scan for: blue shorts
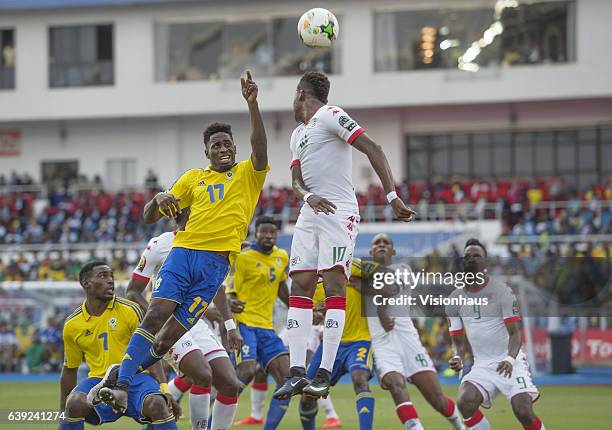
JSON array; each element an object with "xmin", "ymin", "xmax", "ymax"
[
  {"xmin": 234, "ymin": 323, "xmax": 288, "ymax": 371},
  {"xmin": 73, "ymin": 373, "xmax": 160, "ymax": 425},
  {"xmin": 307, "ymin": 340, "xmax": 373, "ymax": 386},
  {"xmin": 153, "ymin": 247, "xmax": 230, "ymax": 329}
]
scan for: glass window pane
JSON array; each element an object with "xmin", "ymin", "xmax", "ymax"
[
  {"xmin": 450, "ymin": 134, "xmax": 470, "ymax": 176},
  {"xmin": 492, "ymin": 132, "xmax": 511, "ymax": 177},
  {"xmin": 556, "ymin": 130, "xmax": 576, "ymax": 172},
  {"xmin": 431, "ymin": 135, "xmax": 449, "ymax": 178},
  {"xmin": 472, "ymin": 133, "xmax": 491, "ymax": 178},
  {"xmin": 578, "ymin": 144, "xmax": 596, "ymax": 171},
  {"xmin": 0, "ymin": 28, "xmax": 15, "ymax": 89},
  {"xmin": 601, "ymin": 127, "xmax": 612, "ymax": 174},
  {"xmin": 407, "ymin": 136, "xmax": 427, "ymax": 180},
  {"xmin": 49, "ymin": 24, "xmax": 114, "ymax": 87},
  {"xmin": 219, "ymin": 21, "xmax": 270, "ymax": 79},
  {"xmin": 374, "ymin": 1, "xmax": 572, "ymax": 72},
  {"xmin": 534, "ymin": 131, "xmax": 554, "ymax": 175},
  {"xmin": 514, "ymin": 132, "xmax": 532, "ymax": 176}
]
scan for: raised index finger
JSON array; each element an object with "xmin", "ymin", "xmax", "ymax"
[{"xmin": 246, "ymin": 70, "xmax": 252, "ymax": 81}]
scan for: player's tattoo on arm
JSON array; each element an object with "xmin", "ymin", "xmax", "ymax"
[
  {"xmin": 125, "ymin": 278, "xmax": 150, "ymax": 311},
  {"xmin": 59, "ymin": 366, "xmax": 78, "ymax": 412}
]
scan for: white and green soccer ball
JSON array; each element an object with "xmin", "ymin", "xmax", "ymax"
[{"xmin": 298, "ymin": 8, "xmax": 339, "ymax": 48}]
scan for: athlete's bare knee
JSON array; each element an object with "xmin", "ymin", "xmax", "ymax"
[
  {"xmin": 300, "ymin": 394, "xmax": 316, "ymax": 410},
  {"xmin": 189, "ymin": 366, "xmax": 212, "ymax": 388},
  {"xmin": 143, "ymin": 394, "xmax": 172, "ymax": 421},
  {"xmin": 153, "ymin": 336, "xmax": 174, "ymax": 355},
  {"xmin": 65, "ymin": 392, "xmax": 90, "ymax": 418},
  {"xmin": 351, "ymin": 371, "xmax": 370, "ymax": 394},
  {"xmin": 457, "ymin": 393, "xmax": 479, "ymax": 419},
  {"xmin": 141, "ymin": 304, "xmax": 171, "ymax": 333},
  {"xmin": 321, "ymin": 271, "xmax": 346, "ymax": 297},
  {"xmin": 511, "ymin": 396, "xmax": 536, "ymax": 425}
]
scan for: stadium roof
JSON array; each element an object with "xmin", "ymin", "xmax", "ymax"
[{"xmin": 0, "ymin": 0, "xmax": 204, "ymax": 10}]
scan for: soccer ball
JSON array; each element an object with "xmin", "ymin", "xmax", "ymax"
[{"xmin": 298, "ymin": 8, "xmax": 339, "ymax": 48}]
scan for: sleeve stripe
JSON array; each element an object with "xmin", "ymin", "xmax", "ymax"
[
  {"xmin": 449, "ymin": 329, "xmax": 464, "ymax": 336},
  {"xmin": 131, "ymin": 272, "xmax": 150, "ymax": 282},
  {"xmin": 504, "ymin": 315, "xmax": 521, "ymax": 324},
  {"xmin": 65, "ymin": 307, "xmax": 83, "ymax": 323},
  {"xmin": 290, "ymin": 159, "xmax": 300, "ymax": 168},
  {"xmin": 347, "ymin": 127, "xmax": 365, "ymax": 144},
  {"xmin": 116, "ymin": 298, "xmax": 145, "ymax": 321}
]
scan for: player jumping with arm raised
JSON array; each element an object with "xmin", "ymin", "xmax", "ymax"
[
  {"xmin": 274, "ymin": 71, "xmax": 416, "ymax": 401},
  {"xmin": 446, "ymin": 239, "xmax": 545, "ymax": 430},
  {"xmin": 98, "ymin": 72, "xmax": 268, "ymax": 427}
]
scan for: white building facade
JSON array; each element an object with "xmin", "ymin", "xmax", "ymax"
[{"xmin": 0, "ymin": 0, "xmax": 611, "ymax": 190}]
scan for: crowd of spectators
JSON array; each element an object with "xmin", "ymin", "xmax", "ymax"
[
  {"xmin": 0, "ymin": 315, "xmax": 63, "ymax": 374},
  {"xmin": 2, "ymin": 173, "xmax": 611, "ymax": 245}
]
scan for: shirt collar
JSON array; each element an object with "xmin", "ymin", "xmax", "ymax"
[
  {"xmin": 82, "ymin": 295, "xmax": 116, "ymax": 321},
  {"xmin": 249, "ymin": 243, "xmax": 274, "ymax": 254}
]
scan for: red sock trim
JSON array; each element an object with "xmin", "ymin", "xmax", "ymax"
[
  {"xmin": 190, "ymin": 385, "xmax": 212, "ymax": 395},
  {"xmin": 289, "ymin": 296, "xmax": 313, "ymax": 309},
  {"xmin": 396, "ymin": 402, "xmax": 418, "ymax": 423},
  {"xmin": 252, "ymin": 382, "xmax": 268, "ymax": 391},
  {"xmin": 325, "ymin": 296, "xmax": 346, "ymax": 310},
  {"xmin": 464, "ymin": 409, "xmax": 484, "ymax": 427},
  {"xmin": 524, "ymin": 416, "xmax": 542, "ymax": 430},
  {"xmin": 443, "ymin": 397, "xmax": 456, "ymax": 418},
  {"xmin": 216, "ymin": 393, "xmax": 238, "ymax": 405},
  {"xmin": 173, "ymin": 375, "xmax": 192, "ymax": 393}
]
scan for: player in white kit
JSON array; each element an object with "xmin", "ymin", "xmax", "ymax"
[
  {"xmin": 446, "ymin": 239, "xmax": 545, "ymax": 430},
  {"xmin": 366, "ymin": 234, "xmax": 464, "ymax": 430},
  {"xmin": 124, "ymin": 210, "xmax": 242, "ymax": 430},
  {"xmin": 274, "ymin": 71, "xmax": 416, "ymax": 400}
]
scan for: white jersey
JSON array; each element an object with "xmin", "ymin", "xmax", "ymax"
[
  {"xmin": 289, "ymin": 105, "xmax": 365, "ymax": 211},
  {"xmin": 446, "ymin": 277, "xmax": 522, "ymax": 367},
  {"xmin": 367, "ymin": 263, "xmax": 419, "ymax": 339},
  {"xmin": 132, "ymin": 231, "xmax": 176, "ymax": 282}
]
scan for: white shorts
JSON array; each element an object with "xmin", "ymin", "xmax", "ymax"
[
  {"xmin": 372, "ymin": 328, "xmax": 437, "ymax": 387},
  {"xmin": 289, "ymin": 206, "xmax": 359, "ymax": 279},
  {"xmin": 278, "ymin": 325, "xmax": 322, "ymax": 353},
  {"xmin": 461, "ymin": 354, "xmax": 540, "ymax": 408},
  {"xmin": 167, "ymin": 319, "xmax": 228, "ymax": 371}
]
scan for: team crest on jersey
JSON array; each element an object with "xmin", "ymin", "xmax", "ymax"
[
  {"xmin": 226, "ymin": 171, "xmax": 234, "ymax": 181},
  {"xmin": 290, "ymin": 256, "xmax": 301, "ymax": 266},
  {"xmin": 153, "ymin": 276, "xmax": 162, "ymax": 292},
  {"xmin": 108, "ymin": 317, "xmax": 118, "ymax": 331},
  {"xmin": 137, "ymin": 255, "xmax": 146, "ymax": 272},
  {"xmin": 275, "ymin": 257, "xmax": 281, "ymax": 267}
]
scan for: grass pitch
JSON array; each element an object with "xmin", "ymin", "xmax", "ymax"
[{"xmin": 0, "ymin": 382, "xmax": 610, "ymax": 429}]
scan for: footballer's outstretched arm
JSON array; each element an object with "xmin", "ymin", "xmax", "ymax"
[
  {"xmin": 352, "ymin": 133, "xmax": 416, "ymax": 222},
  {"xmin": 277, "ymin": 281, "xmax": 290, "ymax": 307},
  {"xmin": 213, "ymin": 285, "xmax": 244, "ymax": 351},
  {"xmin": 59, "ymin": 366, "xmax": 78, "ymax": 412},
  {"xmin": 497, "ymin": 320, "xmax": 522, "ymax": 377},
  {"xmin": 241, "ymin": 71, "xmax": 268, "ymax": 171},
  {"xmin": 125, "ymin": 277, "xmax": 150, "ymax": 311},
  {"xmin": 291, "ymin": 164, "xmax": 337, "ymax": 215}
]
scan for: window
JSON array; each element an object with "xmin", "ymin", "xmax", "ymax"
[
  {"xmin": 106, "ymin": 158, "xmax": 136, "ymax": 191},
  {"xmin": 49, "ymin": 24, "xmax": 114, "ymax": 88},
  {"xmin": 374, "ymin": 1, "xmax": 573, "ymax": 72},
  {"xmin": 0, "ymin": 29, "xmax": 15, "ymax": 89},
  {"xmin": 405, "ymin": 125, "xmax": 609, "ymax": 185},
  {"xmin": 155, "ymin": 16, "xmax": 339, "ymax": 82},
  {"xmin": 41, "ymin": 160, "xmax": 79, "ymax": 185}
]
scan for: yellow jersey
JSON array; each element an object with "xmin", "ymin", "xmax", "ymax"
[
  {"xmin": 62, "ymin": 296, "xmax": 144, "ymax": 378},
  {"xmin": 168, "ymin": 158, "xmax": 269, "ymax": 260},
  {"xmin": 314, "ymin": 258, "xmax": 377, "ymax": 343},
  {"xmin": 227, "ymin": 244, "xmax": 289, "ymax": 329}
]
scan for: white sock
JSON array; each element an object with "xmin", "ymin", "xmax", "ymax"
[
  {"xmin": 189, "ymin": 385, "xmax": 211, "ymax": 430},
  {"xmin": 405, "ymin": 419, "xmax": 425, "ymax": 430},
  {"xmin": 287, "ymin": 297, "xmax": 313, "ymax": 369},
  {"xmin": 318, "ymin": 395, "xmax": 338, "ymax": 419},
  {"xmin": 251, "ymin": 383, "xmax": 268, "ymax": 420},
  {"xmin": 320, "ymin": 306, "xmax": 345, "ymax": 372},
  {"xmin": 211, "ymin": 394, "xmax": 238, "ymax": 430},
  {"xmin": 168, "ymin": 375, "xmax": 191, "ymax": 401},
  {"xmin": 443, "ymin": 398, "xmax": 464, "ymax": 430},
  {"xmin": 464, "ymin": 411, "xmax": 491, "ymax": 430}
]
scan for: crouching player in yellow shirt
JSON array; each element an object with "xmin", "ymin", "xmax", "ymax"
[
  {"xmin": 299, "ymin": 258, "xmax": 377, "ymax": 430},
  {"xmin": 59, "ymin": 261, "xmax": 178, "ymax": 430}
]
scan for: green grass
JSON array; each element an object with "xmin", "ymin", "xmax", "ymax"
[{"xmin": 0, "ymin": 382, "xmax": 611, "ymax": 429}]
